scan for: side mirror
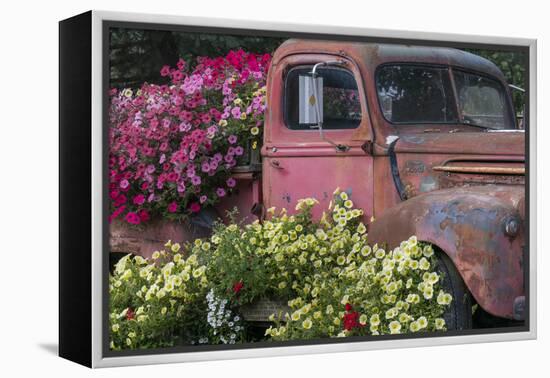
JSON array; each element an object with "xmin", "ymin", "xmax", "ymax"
[
  {"xmin": 298, "ymin": 61, "xmax": 350, "ymax": 152},
  {"xmin": 299, "ymin": 74, "xmax": 323, "ymax": 126}
]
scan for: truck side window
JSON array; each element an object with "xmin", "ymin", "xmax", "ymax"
[
  {"xmin": 284, "ymin": 66, "xmax": 361, "ymax": 130},
  {"xmin": 453, "ymin": 70, "xmax": 514, "ymax": 129},
  {"xmin": 376, "ymin": 65, "xmax": 458, "ymax": 124}
]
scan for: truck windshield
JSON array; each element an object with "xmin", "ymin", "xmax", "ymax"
[
  {"xmin": 376, "ymin": 64, "xmax": 514, "ymax": 129},
  {"xmin": 376, "ymin": 66, "xmax": 458, "ymax": 124}
]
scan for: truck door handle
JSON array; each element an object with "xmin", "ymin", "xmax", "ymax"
[{"xmin": 270, "ymin": 160, "xmax": 284, "ymax": 169}]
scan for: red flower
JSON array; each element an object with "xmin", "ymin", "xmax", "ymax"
[
  {"xmin": 342, "ymin": 302, "xmax": 364, "ymax": 331},
  {"xmin": 232, "ymin": 281, "xmax": 244, "ymax": 294},
  {"xmin": 114, "ymin": 194, "xmax": 127, "ymax": 207},
  {"xmin": 126, "ymin": 307, "xmax": 135, "ymax": 320},
  {"xmin": 343, "ymin": 311, "xmax": 360, "ymax": 331},
  {"xmin": 109, "ymin": 205, "xmax": 126, "ymax": 223},
  {"xmin": 189, "ymin": 202, "xmax": 201, "ymax": 213},
  {"xmin": 138, "ymin": 209, "xmax": 150, "ymax": 223},
  {"xmin": 109, "ymin": 190, "xmax": 119, "ymax": 200}
]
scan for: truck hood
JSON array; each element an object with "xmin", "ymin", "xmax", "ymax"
[
  {"xmin": 389, "ymin": 130, "xmax": 525, "ymax": 200},
  {"xmin": 393, "ymin": 131, "xmax": 525, "ymax": 156}
]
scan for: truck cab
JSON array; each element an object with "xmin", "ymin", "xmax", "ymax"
[{"xmin": 261, "ymin": 39, "xmax": 525, "ymax": 322}]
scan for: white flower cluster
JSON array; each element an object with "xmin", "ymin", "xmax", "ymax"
[{"xmin": 206, "ymin": 289, "xmax": 242, "ymax": 344}]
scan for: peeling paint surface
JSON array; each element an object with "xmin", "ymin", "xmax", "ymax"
[{"xmin": 368, "ymin": 186, "xmax": 525, "ymax": 319}]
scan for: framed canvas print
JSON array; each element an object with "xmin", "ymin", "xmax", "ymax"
[{"xmin": 59, "ymin": 10, "xmax": 537, "ymax": 368}]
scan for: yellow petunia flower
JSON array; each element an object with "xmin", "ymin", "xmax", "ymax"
[{"xmin": 389, "ymin": 320, "xmax": 401, "ymax": 334}]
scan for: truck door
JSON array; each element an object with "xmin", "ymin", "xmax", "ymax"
[{"xmin": 262, "ymin": 55, "xmax": 374, "ymax": 219}]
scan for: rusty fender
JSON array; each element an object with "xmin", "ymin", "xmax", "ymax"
[{"xmin": 368, "ymin": 186, "xmax": 525, "ymax": 320}]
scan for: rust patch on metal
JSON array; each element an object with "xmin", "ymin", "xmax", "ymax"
[
  {"xmin": 433, "ymin": 165, "xmax": 525, "ymax": 175},
  {"xmin": 368, "ymin": 186, "xmax": 525, "ymax": 319},
  {"xmin": 439, "ymin": 173, "xmax": 525, "ymax": 188}
]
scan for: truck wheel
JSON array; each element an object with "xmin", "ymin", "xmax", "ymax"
[{"xmin": 433, "ymin": 250, "xmax": 473, "ymax": 330}]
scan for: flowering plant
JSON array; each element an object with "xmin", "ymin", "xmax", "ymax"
[
  {"xmin": 108, "ymin": 50, "xmax": 270, "ymax": 225},
  {"xmin": 200, "ymin": 190, "xmax": 452, "ymax": 339},
  {"xmin": 109, "ymin": 245, "xmax": 211, "ymax": 350},
  {"xmin": 109, "ymin": 190, "xmax": 454, "ymax": 349},
  {"xmin": 205, "ymin": 289, "xmax": 244, "ymax": 345}
]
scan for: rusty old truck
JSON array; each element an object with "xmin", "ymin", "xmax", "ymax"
[{"xmin": 111, "ymin": 39, "xmax": 526, "ymax": 329}]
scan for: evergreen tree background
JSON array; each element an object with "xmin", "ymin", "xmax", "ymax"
[
  {"xmin": 109, "ymin": 28, "xmax": 526, "ymax": 117},
  {"xmin": 109, "ymin": 28, "xmax": 284, "ymax": 88}
]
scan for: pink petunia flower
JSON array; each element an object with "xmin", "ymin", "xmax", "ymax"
[
  {"xmin": 167, "ymin": 202, "xmax": 178, "ymax": 213},
  {"xmin": 171, "ymin": 70, "xmax": 183, "ymax": 82},
  {"xmin": 191, "ymin": 176, "xmax": 202, "ymax": 186},
  {"xmin": 160, "ymin": 65, "xmax": 171, "ymax": 77},
  {"xmin": 234, "ymin": 146, "xmax": 244, "ymax": 156},
  {"xmin": 231, "ymin": 107, "xmax": 241, "ymax": 119},
  {"xmin": 179, "ymin": 122, "xmax": 191, "ymax": 132},
  {"xmin": 176, "ymin": 58, "xmax": 186, "ymax": 70},
  {"xmin": 125, "ymin": 212, "xmax": 141, "ymax": 225},
  {"xmin": 226, "ymin": 178, "xmax": 236, "ymax": 188},
  {"xmin": 133, "ymin": 194, "xmax": 145, "ymax": 205}
]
